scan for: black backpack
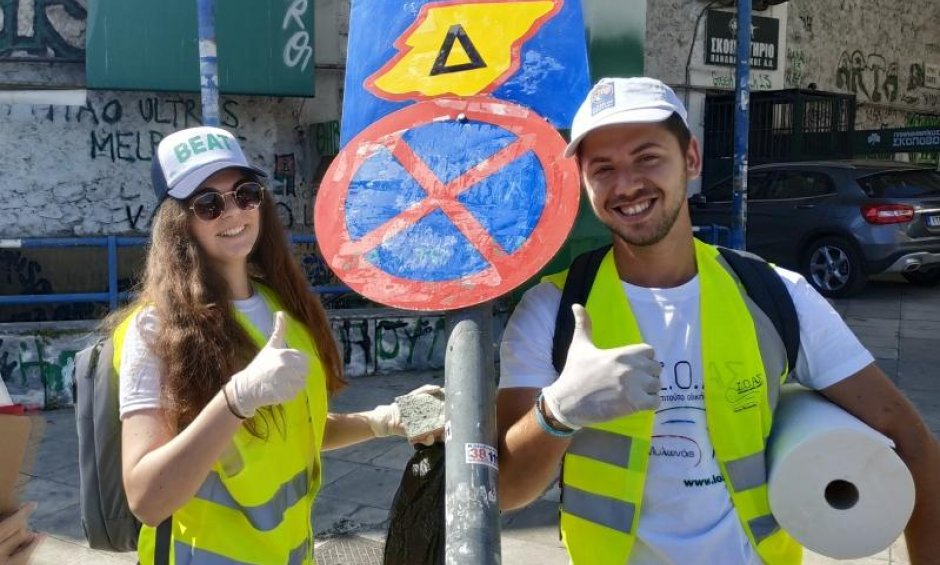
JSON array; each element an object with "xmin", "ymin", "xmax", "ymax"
[{"xmin": 550, "ymin": 245, "xmax": 800, "ymax": 375}]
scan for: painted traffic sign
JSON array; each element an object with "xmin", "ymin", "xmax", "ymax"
[
  {"xmin": 315, "ymin": 97, "xmax": 580, "ymax": 311},
  {"xmin": 341, "ymin": 0, "xmax": 590, "ymax": 144}
]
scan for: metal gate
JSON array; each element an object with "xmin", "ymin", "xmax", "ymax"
[{"xmin": 702, "ymin": 89, "xmax": 856, "ymax": 188}]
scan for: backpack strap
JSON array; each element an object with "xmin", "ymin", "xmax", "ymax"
[
  {"xmin": 549, "ymin": 245, "xmax": 800, "ymax": 376},
  {"xmin": 716, "ymin": 246, "xmax": 800, "ymax": 374},
  {"xmin": 155, "ymin": 517, "xmax": 172, "ymax": 565},
  {"xmin": 551, "ymin": 245, "xmax": 612, "ymax": 374}
]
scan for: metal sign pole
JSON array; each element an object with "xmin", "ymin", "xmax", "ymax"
[
  {"xmin": 196, "ymin": 0, "xmax": 220, "ymax": 126},
  {"xmin": 444, "ymin": 302, "xmax": 501, "ymax": 565},
  {"xmin": 730, "ymin": 0, "xmax": 752, "ymax": 251}
]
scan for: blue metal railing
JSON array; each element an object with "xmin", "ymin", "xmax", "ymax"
[{"xmin": 0, "ymin": 234, "xmax": 349, "ymax": 312}]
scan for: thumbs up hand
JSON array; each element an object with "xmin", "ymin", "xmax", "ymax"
[
  {"xmin": 541, "ymin": 304, "xmax": 662, "ymax": 430},
  {"xmin": 225, "ymin": 311, "xmax": 310, "ymax": 418}
]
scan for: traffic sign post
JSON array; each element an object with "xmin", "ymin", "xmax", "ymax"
[{"xmin": 444, "ymin": 304, "xmax": 500, "ymax": 564}]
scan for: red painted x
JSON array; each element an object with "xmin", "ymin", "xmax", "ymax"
[{"xmin": 343, "ymin": 132, "xmax": 536, "ymax": 271}]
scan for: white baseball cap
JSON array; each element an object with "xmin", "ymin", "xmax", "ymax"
[
  {"xmin": 564, "ymin": 77, "xmax": 689, "ymax": 157},
  {"xmin": 152, "ymin": 126, "xmax": 267, "ymax": 201}
]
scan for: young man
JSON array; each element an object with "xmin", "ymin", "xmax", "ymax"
[{"xmin": 496, "ymin": 77, "xmax": 940, "ymax": 564}]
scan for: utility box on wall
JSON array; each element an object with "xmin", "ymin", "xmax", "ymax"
[{"xmin": 85, "ymin": 0, "xmax": 315, "ymax": 97}]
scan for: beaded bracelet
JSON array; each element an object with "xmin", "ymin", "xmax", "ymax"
[{"xmin": 534, "ymin": 392, "xmax": 577, "ymax": 438}]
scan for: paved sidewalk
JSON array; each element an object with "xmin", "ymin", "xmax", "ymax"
[{"xmin": 18, "ymin": 277, "xmax": 940, "ymax": 564}]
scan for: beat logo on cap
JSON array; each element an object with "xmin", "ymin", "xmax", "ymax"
[
  {"xmin": 171, "ymin": 131, "xmax": 237, "ymax": 166},
  {"xmin": 152, "ymin": 126, "xmax": 266, "ymax": 202}
]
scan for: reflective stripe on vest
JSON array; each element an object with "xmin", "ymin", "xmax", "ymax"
[
  {"xmin": 116, "ymin": 284, "xmax": 327, "ymax": 565},
  {"xmin": 195, "ymin": 469, "xmax": 309, "ymax": 532},
  {"xmin": 547, "ymin": 240, "xmax": 801, "ymax": 565},
  {"xmin": 562, "ymin": 485, "xmax": 635, "ymax": 535},
  {"xmin": 173, "ymin": 536, "xmax": 311, "ymax": 565}
]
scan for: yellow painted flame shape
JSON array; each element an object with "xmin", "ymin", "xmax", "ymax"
[{"xmin": 367, "ymin": 1, "xmax": 559, "ymax": 100}]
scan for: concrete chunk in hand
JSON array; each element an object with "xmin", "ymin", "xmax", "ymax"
[{"xmin": 396, "ymin": 385, "xmax": 445, "ymax": 440}]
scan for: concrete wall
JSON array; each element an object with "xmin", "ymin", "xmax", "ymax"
[
  {"xmin": 786, "ymin": 0, "xmax": 940, "ymax": 130},
  {"xmin": 0, "ymin": 0, "xmax": 352, "ymax": 238},
  {"xmin": 0, "ymin": 0, "xmax": 354, "ymax": 321},
  {"xmin": 3, "ymin": 92, "xmax": 316, "ymax": 236}
]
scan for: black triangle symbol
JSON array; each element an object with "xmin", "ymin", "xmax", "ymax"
[{"xmin": 430, "ymin": 24, "xmax": 487, "ymax": 76}]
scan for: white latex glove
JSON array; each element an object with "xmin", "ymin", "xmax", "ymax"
[
  {"xmin": 361, "ymin": 403, "xmax": 402, "ymax": 438},
  {"xmin": 541, "ymin": 304, "xmax": 662, "ymax": 430},
  {"xmin": 225, "ymin": 311, "xmax": 309, "ymax": 418},
  {"xmin": 361, "ymin": 384, "xmax": 445, "ymax": 446}
]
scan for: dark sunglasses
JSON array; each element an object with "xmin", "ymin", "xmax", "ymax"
[{"xmin": 189, "ymin": 182, "xmax": 265, "ymax": 222}]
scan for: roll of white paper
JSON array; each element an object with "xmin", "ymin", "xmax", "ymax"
[{"xmin": 767, "ymin": 385, "xmax": 915, "ymax": 559}]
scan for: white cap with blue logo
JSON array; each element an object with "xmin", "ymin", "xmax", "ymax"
[
  {"xmin": 565, "ymin": 77, "xmax": 689, "ymax": 158},
  {"xmin": 152, "ymin": 126, "xmax": 267, "ymax": 201}
]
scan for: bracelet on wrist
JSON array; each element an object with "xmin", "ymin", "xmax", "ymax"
[
  {"xmin": 222, "ymin": 384, "xmax": 247, "ymax": 420},
  {"xmin": 534, "ymin": 392, "xmax": 576, "ymax": 438}
]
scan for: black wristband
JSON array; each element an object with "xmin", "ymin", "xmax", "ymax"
[{"xmin": 222, "ymin": 384, "xmax": 247, "ymax": 420}]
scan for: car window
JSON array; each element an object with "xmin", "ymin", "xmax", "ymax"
[
  {"xmin": 746, "ymin": 172, "xmax": 773, "ymax": 200},
  {"xmin": 763, "ymin": 172, "xmax": 836, "ymax": 199},
  {"xmin": 703, "ymin": 172, "xmax": 771, "ymax": 202},
  {"xmin": 704, "ymin": 178, "xmax": 732, "ymax": 201},
  {"xmin": 857, "ymin": 170, "xmax": 940, "ymax": 198}
]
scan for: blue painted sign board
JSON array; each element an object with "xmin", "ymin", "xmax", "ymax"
[{"xmin": 340, "ymin": 0, "xmax": 591, "ymax": 144}]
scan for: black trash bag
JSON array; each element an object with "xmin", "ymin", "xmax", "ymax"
[{"xmin": 384, "ymin": 442, "xmax": 445, "ymax": 565}]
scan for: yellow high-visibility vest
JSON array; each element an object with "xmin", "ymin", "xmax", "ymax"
[
  {"xmin": 114, "ymin": 284, "xmax": 328, "ymax": 565},
  {"xmin": 544, "ymin": 240, "xmax": 801, "ymax": 565}
]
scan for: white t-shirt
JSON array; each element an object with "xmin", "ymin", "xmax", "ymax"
[
  {"xmin": 118, "ymin": 293, "xmax": 274, "ymax": 420},
  {"xmin": 499, "ymin": 267, "xmax": 874, "ymax": 565}
]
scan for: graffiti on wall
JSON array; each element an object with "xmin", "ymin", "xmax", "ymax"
[
  {"xmin": 332, "ymin": 315, "xmax": 446, "ymax": 377},
  {"xmin": 710, "ymin": 70, "xmax": 774, "ymax": 90},
  {"xmin": 294, "ymin": 242, "xmax": 334, "ymax": 287},
  {"xmin": 785, "ymin": 48, "xmax": 807, "ymax": 89},
  {"xmin": 45, "ymin": 96, "xmax": 242, "ymax": 164},
  {"xmin": 0, "ymin": 249, "xmax": 52, "ymax": 295},
  {"xmin": 0, "ymin": 249, "xmax": 104, "ymax": 321},
  {"xmin": 21, "ymin": 95, "xmax": 250, "ymax": 232},
  {"xmin": 0, "ymin": 0, "xmax": 86, "ymax": 59},
  {"xmin": 273, "ymin": 153, "xmax": 297, "ymax": 196},
  {"xmin": 0, "ymin": 312, "xmax": 449, "ymax": 409},
  {"xmin": 0, "ymin": 332, "xmax": 87, "ymax": 409},
  {"xmin": 906, "ymin": 113, "xmax": 940, "ymax": 165},
  {"xmin": 835, "ymin": 51, "xmax": 899, "ymax": 103},
  {"xmin": 837, "ymin": 50, "xmax": 939, "ymax": 109}
]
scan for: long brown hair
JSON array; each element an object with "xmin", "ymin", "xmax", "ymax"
[{"xmin": 112, "ymin": 178, "xmax": 345, "ymax": 435}]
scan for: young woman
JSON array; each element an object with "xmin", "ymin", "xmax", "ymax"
[{"xmin": 115, "ymin": 126, "xmax": 422, "ymax": 565}]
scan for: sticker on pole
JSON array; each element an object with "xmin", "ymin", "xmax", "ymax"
[
  {"xmin": 465, "ymin": 443, "xmax": 498, "ymax": 471},
  {"xmin": 314, "ymin": 96, "xmax": 579, "ymax": 311}
]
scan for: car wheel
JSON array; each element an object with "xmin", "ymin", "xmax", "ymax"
[
  {"xmin": 802, "ymin": 237, "xmax": 867, "ymax": 298},
  {"xmin": 902, "ymin": 266, "xmax": 940, "ymax": 286}
]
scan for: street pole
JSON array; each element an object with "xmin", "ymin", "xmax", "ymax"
[
  {"xmin": 444, "ymin": 303, "xmax": 501, "ymax": 565},
  {"xmin": 729, "ymin": 0, "xmax": 751, "ymax": 251},
  {"xmin": 196, "ymin": 0, "xmax": 220, "ymax": 126}
]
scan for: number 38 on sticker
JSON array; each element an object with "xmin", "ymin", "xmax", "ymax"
[{"xmin": 465, "ymin": 442, "xmax": 499, "ymax": 470}]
